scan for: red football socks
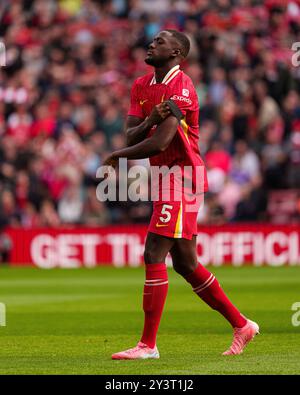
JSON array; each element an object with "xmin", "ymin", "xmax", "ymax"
[
  {"xmin": 184, "ymin": 264, "xmax": 247, "ymax": 328},
  {"xmin": 141, "ymin": 263, "xmax": 168, "ymax": 348}
]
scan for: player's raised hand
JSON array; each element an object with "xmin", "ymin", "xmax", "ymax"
[
  {"xmin": 103, "ymin": 153, "xmax": 118, "ymax": 169},
  {"xmin": 148, "ymin": 102, "xmax": 171, "ymax": 126}
]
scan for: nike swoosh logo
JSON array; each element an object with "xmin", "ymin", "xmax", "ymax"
[
  {"xmin": 156, "ymin": 223, "xmax": 169, "ymax": 227},
  {"xmin": 140, "ymin": 99, "xmax": 148, "ymax": 106}
]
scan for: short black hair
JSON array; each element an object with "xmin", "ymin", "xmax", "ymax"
[{"xmin": 165, "ymin": 29, "xmax": 191, "ymax": 58}]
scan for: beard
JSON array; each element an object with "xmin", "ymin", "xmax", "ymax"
[{"xmin": 144, "ymin": 56, "xmax": 168, "ymax": 68}]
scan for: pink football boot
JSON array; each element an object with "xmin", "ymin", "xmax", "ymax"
[
  {"xmin": 223, "ymin": 319, "xmax": 260, "ymax": 355},
  {"xmin": 112, "ymin": 342, "xmax": 160, "ymax": 360}
]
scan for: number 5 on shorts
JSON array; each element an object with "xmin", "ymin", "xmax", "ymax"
[{"xmin": 159, "ymin": 204, "xmax": 173, "ymax": 223}]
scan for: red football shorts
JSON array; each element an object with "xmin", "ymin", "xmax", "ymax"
[{"xmin": 148, "ymin": 192, "xmax": 203, "ymax": 240}]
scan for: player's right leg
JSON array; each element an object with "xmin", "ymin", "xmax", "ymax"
[
  {"xmin": 112, "ymin": 232, "xmax": 174, "ymax": 360},
  {"xmin": 170, "ymin": 237, "xmax": 259, "ymax": 355}
]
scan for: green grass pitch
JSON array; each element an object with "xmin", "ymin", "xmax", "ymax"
[{"xmin": 0, "ymin": 265, "xmax": 299, "ymax": 375}]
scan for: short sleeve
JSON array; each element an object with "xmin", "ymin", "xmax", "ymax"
[
  {"xmin": 168, "ymin": 83, "xmax": 199, "ymax": 117},
  {"xmin": 127, "ymin": 81, "xmax": 144, "ymax": 118}
]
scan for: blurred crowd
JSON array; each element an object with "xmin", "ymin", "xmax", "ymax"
[{"xmin": 0, "ymin": 0, "xmax": 300, "ymax": 231}]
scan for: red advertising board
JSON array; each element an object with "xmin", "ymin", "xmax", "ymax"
[{"xmin": 4, "ymin": 224, "xmax": 300, "ymax": 268}]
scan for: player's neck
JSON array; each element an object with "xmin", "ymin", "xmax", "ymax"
[{"xmin": 154, "ymin": 63, "xmax": 180, "ymax": 84}]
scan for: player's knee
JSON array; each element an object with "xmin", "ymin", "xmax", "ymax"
[
  {"xmin": 144, "ymin": 248, "xmax": 161, "ymax": 265},
  {"xmin": 173, "ymin": 260, "xmax": 197, "ymax": 277},
  {"xmin": 172, "ymin": 261, "xmax": 184, "ymax": 275}
]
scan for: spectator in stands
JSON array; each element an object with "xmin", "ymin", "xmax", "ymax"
[
  {"xmin": 0, "ymin": 0, "xmax": 299, "ymax": 227},
  {"xmin": 231, "ymin": 140, "xmax": 260, "ymax": 185}
]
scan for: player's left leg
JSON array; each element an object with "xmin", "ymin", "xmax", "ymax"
[
  {"xmin": 170, "ymin": 236, "xmax": 259, "ymax": 355},
  {"xmin": 112, "ymin": 232, "xmax": 174, "ymax": 360},
  {"xmin": 140, "ymin": 232, "xmax": 174, "ymax": 349}
]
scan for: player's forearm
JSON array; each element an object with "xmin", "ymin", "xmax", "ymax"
[
  {"xmin": 126, "ymin": 118, "xmax": 153, "ymax": 147},
  {"xmin": 113, "ymin": 136, "xmax": 164, "ymax": 160}
]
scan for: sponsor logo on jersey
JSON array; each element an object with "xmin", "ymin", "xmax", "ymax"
[
  {"xmin": 139, "ymin": 99, "xmax": 148, "ymax": 106},
  {"xmin": 182, "ymin": 89, "xmax": 189, "ymax": 97},
  {"xmin": 170, "ymin": 94, "xmax": 192, "ymax": 105}
]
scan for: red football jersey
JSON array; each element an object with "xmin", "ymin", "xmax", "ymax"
[{"xmin": 128, "ymin": 65, "xmax": 208, "ymax": 194}]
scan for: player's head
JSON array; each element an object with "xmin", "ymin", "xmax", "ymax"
[{"xmin": 145, "ymin": 30, "xmax": 190, "ymax": 67}]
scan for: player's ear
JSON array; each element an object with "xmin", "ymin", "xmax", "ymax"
[{"xmin": 172, "ymin": 48, "xmax": 181, "ymax": 57}]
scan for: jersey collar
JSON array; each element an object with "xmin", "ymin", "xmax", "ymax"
[{"xmin": 150, "ymin": 65, "xmax": 180, "ymax": 86}]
